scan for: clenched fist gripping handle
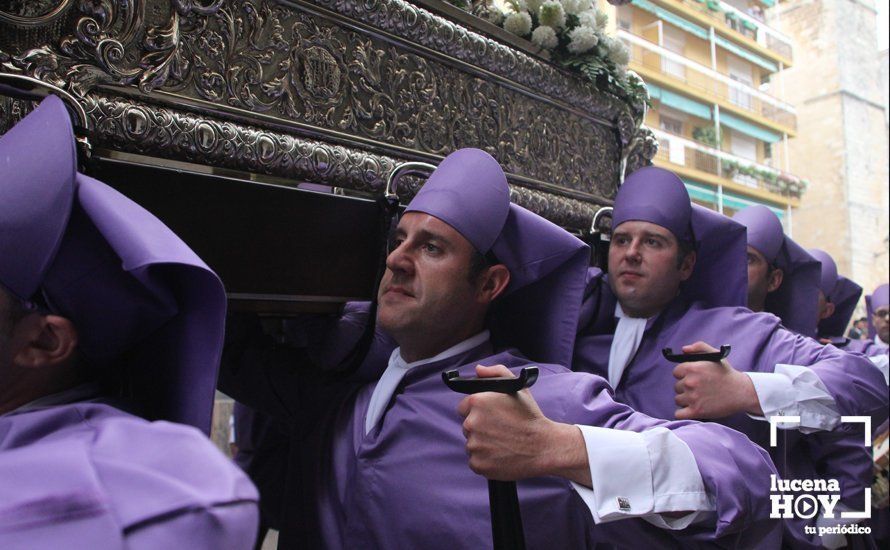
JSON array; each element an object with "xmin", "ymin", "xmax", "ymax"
[{"xmin": 443, "ymin": 367, "xmax": 539, "ymax": 550}]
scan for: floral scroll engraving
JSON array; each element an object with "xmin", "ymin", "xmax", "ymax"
[{"xmin": 0, "ymin": 0, "xmax": 658, "ymax": 220}]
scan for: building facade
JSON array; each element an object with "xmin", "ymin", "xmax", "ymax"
[
  {"xmin": 601, "ymin": 0, "xmax": 803, "ymax": 226},
  {"xmin": 768, "ymin": 0, "xmax": 889, "ymax": 298}
]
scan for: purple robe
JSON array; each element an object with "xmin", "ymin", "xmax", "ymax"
[
  {"xmin": 732, "ymin": 205, "xmax": 821, "ymax": 338},
  {"xmin": 846, "ymin": 338, "xmax": 889, "ymax": 358},
  {"xmin": 866, "ymin": 284, "xmax": 889, "ymax": 341},
  {"xmin": 574, "ymin": 270, "xmax": 888, "ymax": 548},
  {"xmin": 0, "ymin": 402, "xmax": 259, "ymax": 549},
  {"xmin": 223, "ymin": 339, "xmax": 781, "ymax": 549}
]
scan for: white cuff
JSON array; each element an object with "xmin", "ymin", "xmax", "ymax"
[
  {"xmin": 570, "ymin": 425, "xmax": 712, "ymax": 529},
  {"xmin": 869, "ymin": 355, "xmax": 889, "ymax": 385},
  {"xmin": 745, "ymin": 365, "xmax": 840, "ymax": 433},
  {"xmin": 816, "ymin": 502, "xmax": 864, "ymax": 549}
]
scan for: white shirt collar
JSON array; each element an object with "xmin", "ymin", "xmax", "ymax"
[
  {"xmin": 364, "ymin": 330, "xmax": 490, "ymax": 435},
  {"xmin": 608, "ymin": 303, "xmax": 650, "ymax": 388},
  {"xmin": 390, "ymin": 330, "xmax": 491, "ymax": 371},
  {"xmin": 615, "ymin": 302, "xmax": 657, "ymax": 321}
]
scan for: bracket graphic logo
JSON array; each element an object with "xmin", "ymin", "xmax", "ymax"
[{"xmin": 768, "ymin": 416, "xmax": 873, "ymax": 537}]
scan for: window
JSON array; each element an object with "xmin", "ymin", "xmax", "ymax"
[
  {"xmin": 729, "ymin": 130, "xmax": 757, "ymax": 161},
  {"xmin": 727, "ymin": 56, "xmax": 753, "ymax": 109},
  {"xmin": 661, "ymin": 26, "xmax": 686, "ymax": 80},
  {"xmin": 659, "ymin": 114, "xmax": 684, "ymax": 135}
]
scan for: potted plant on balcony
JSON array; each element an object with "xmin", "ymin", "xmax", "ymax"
[
  {"xmin": 775, "ymin": 173, "xmax": 796, "ymax": 195},
  {"xmin": 706, "ymin": 0, "xmax": 722, "ymax": 12},
  {"xmin": 724, "ymin": 11, "xmax": 739, "ymax": 30},
  {"xmin": 732, "ymin": 164, "xmax": 759, "ymax": 187},
  {"xmin": 692, "ymin": 126, "xmax": 720, "ymax": 147},
  {"xmin": 690, "ymin": 127, "xmax": 720, "ymax": 173},
  {"xmin": 721, "ymin": 158, "xmax": 740, "ymax": 178}
]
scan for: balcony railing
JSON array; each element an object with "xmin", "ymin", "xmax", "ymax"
[
  {"xmin": 619, "ymin": 30, "xmax": 797, "ymax": 131},
  {"xmin": 675, "ymin": 0, "xmax": 793, "ymax": 61},
  {"xmin": 651, "ymin": 128, "xmax": 808, "ymax": 199}
]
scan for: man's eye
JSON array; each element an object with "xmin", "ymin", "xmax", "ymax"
[
  {"xmin": 646, "ymin": 238, "xmax": 661, "ymax": 247},
  {"xmin": 423, "ymin": 243, "xmax": 441, "ymax": 254}
]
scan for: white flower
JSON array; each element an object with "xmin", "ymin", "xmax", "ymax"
[
  {"xmin": 539, "ymin": 0, "xmax": 567, "ymax": 28},
  {"xmin": 504, "ymin": 0, "xmax": 528, "ymax": 13},
  {"xmin": 525, "ymin": 0, "xmax": 544, "ymax": 14},
  {"xmin": 576, "ymin": 9, "xmax": 597, "ymax": 28},
  {"xmin": 503, "ymin": 11, "xmax": 533, "ymax": 36},
  {"xmin": 595, "ymin": 9, "xmax": 609, "ymax": 29},
  {"xmin": 487, "ymin": 7, "xmax": 506, "ymax": 25},
  {"xmin": 531, "ymin": 25, "xmax": 559, "ymax": 49},
  {"xmin": 606, "ymin": 37, "xmax": 630, "ymax": 66},
  {"xmin": 567, "ymin": 24, "xmax": 599, "ymax": 53},
  {"xmin": 560, "ymin": 0, "xmax": 591, "ymax": 16}
]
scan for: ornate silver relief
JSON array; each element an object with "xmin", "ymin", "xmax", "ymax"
[
  {"xmin": 78, "ymin": 93, "xmax": 595, "ymax": 228},
  {"xmin": 621, "ymin": 126, "xmax": 658, "ymax": 179},
  {"xmin": 0, "ymin": 0, "xmax": 657, "ymax": 228}
]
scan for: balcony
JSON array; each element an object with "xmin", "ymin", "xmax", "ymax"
[
  {"xmin": 662, "ymin": 0, "xmax": 793, "ymax": 62},
  {"xmin": 651, "ymin": 128, "xmax": 808, "ymax": 200},
  {"xmin": 619, "ymin": 30, "xmax": 797, "ymax": 132}
]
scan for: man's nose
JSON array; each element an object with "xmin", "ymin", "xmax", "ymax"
[
  {"xmin": 385, "ymin": 242, "xmax": 414, "ymax": 275},
  {"xmin": 624, "ymin": 239, "xmax": 642, "ymax": 262}
]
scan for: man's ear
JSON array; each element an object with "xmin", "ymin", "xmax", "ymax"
[
  {"xmin": 478, "ymin": 264, "xmax": 511, "ymax": 304},
  {"xmin": 767, "ymin": 268, "xmax": 784, "ymax": 293},
  {"xmin": 679, "ymin": 251, "xmax": 696, "ymax": 282},
  {"xmin": 10, "ymin": 314, "xmax": 78, "ymax": 370}
]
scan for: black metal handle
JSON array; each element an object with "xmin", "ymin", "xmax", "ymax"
[
  {"xmin": 0, "ymin": 73, "xmax": 92, "ymax": 165},
  {"xmin": 488, "ymin": 480, "xmax": 524, "ymax": 550},
  {"xmin": 443, "ymin": 366, "xmax": 538, "ymax": 550},
  {"xmin": 662, "ymin": 345, "xmax": 731, "ymax": 363},
  {"xmin": 442, "ymin": 367, "xmax": 539, "ymax": 394}
]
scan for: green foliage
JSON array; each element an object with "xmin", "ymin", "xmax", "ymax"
[
  {"xmin": 441, "ymin": 0, "xmax": 648, "ymax": 113},
  {"xmin": 692, "ymin": 126, "xmax": 720, "ymax": 147},
  {"xmin": 560, "ymin": 54, "xmax": 651, "ymax": 113},
  {"xmin": 721, "ymin": 158, "xmax": 739, "ymax": 174}
]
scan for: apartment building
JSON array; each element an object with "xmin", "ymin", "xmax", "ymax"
[{"xmin": 602, "ymin": 0, "xmax": 803, "ymax": 227}]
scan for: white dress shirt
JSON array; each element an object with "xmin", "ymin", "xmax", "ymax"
[
  {"xmin": 366, "ymin": 328, "xmax": 714, "ymax": 527},
  {"xmin": 572, "ymin": 303, "xmax": 714, "ymax": 527},
  {"xmin": 868, "ymin": 354, "xmax": 889, "ymax": 385},
  {"xmin": 607, "ymin": 303, "xmax": 648, "ymax": 388},
  {"xmin": 364, "ymin": 331, "xmax": 490, "ymax": 435},
  {"xmin": 745, "ymin": 367, "xmax": 840, "ymax": 432}
]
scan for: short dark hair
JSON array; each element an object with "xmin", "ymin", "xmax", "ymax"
[
  {"xmin": 467, "ymin": 249, "xmax": 500, "ymax": 283},
  {"xmin": 675, "ymin": 239, "xmax": 695, "ymax": 269},
  {"xmin": 1, "ymin": 290, "xmax": 31, "ymax": 336}
]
